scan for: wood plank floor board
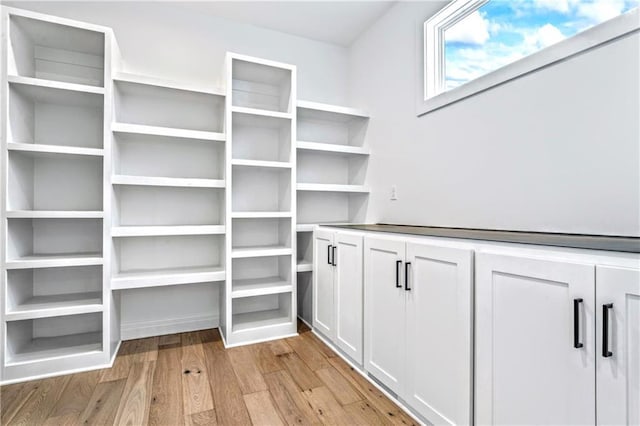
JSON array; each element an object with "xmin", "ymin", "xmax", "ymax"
[
  {"xmin": 202, "ymin": 342, "xmax": 252, "ymax": 425},
  {"xmin": 181, "ymin": 332, "xmax": 215, "ymax": 415},
  {"xmin": 78, "ymin": 379, "xmax": 127, "ymax": 425},
  {"xmin": 149, "ymin": 344, "xmax": 184, "ymax": 425},
  {"xmin": 228, "ymin": 345, "xmax": 269, "ymax": 394},
  {"xmin": 302, "ymin": 386, "xmax": 357, "ymax": 426},
  {"xmin": 263, "ymin": 370, "xmax": 322, "ymax": 426},
  {"xmin": 5, "ymin": 375, "xmax": 70, "ymax": 426},
  {"xmin": 43, "ymin": 370, "xmax": 100, "ymax": 425},
  {"xmin": 1, "ymin": 322, "xmax": 415, "ymax": 426},
  {"xmin": 286, "ymin": 335, "xmax": 331, "ymax": 371},
  {"xmin": 244, "ymin": 390, "xmax": 286, "ymax": 426},
  {"xmin": 113, "ymin": 361, "xmax": 156, "ymax": 426}
]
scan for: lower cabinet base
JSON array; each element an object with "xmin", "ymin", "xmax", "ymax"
[{"xmin": 310, "ymin": 328, "xmax": 427, "ymax": 426}]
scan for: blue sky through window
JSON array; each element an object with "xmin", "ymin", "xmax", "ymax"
[{"xmin": 444, "ymin": 0, "xmax": 639, "ymax": 90}]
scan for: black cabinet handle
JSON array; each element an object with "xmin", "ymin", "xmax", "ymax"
[
  {"xmin": 602, "ymin": 303, "xmax": 613, "ymax": 358},
  {"xmin": 332, "ymin": 246, "xmax": 337, "ymax": 266},
  {"xmin": 395, "ymin": 260, "xmax": 402, "ymax": 288},
  {"xmin": 574, "ymin": 298, "xmax": 584, "ymax": 348},
  {"xmin": 327, "ymin": 245, "xmax": 332, "ymax": 265},
  {"xmin": 404, "ymin": 262, "xmax": 411, "ymax": 291}
]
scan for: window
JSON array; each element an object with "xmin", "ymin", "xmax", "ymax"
[{"xmin": 419, "ymin": 0, "xmax": 640, "ymax": 115}]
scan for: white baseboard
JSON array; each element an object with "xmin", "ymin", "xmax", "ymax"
[{"xmin": 121, "ymin": 314, "xmax": 219, "ymax": 340}]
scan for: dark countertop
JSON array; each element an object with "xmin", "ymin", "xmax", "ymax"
[{"xmin": 321, "ymin": 224, "xmax": 640, "ymax": 254}]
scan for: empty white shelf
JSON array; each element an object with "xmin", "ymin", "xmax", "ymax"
[
  {"xmin": 112, "ymin": 175, "xmax": 225, "ymax": 188},
  {"xmin": 8, "ymin": 75, "xmax": 105, "ymax": 96},
  {"xmin": 232, "ymin": 277, "xmax": 292, "ymax": 298},
  {"xmin": 231, "ymin": 105, "xmax": 293, "ymax": 120},
  {"xmin": 231, "ymin": 159, "xmax": 293, "ymax": 169},
  {"xmin": 6, "ymin": 210, "xmax": 104, "ymax": 219},
  {"xmin": 296, "ymin": 224, "xmax": 316, "ymax": 232},
  {"xmin": 6, "ymin": 293, "xmax": 103, "ymax": 321},
  {"xmin": 111, "ymin": 266, "xmax": 225, "ymax": 290},
  {"xmin": 232, "ymin": 309, "xmax": 293, "ymax": 333},
  {"xmin": 113, "ymin": 72, "xmax": 225, "ymax": 96},
  {"xmin": 297, "ymin": 141, "xmax": 369, "ymax": 155},
  {"xmin": 112, "ymin": 122, "xmax": 225, "ymax": 142},
  {"xmin": 112, "ymin": 225, "xmax": 225, "ymax": 237},
  {"xmin": 296, "ymin": 183, "xmax": 370, "ymax": 193},
  {"xmin": 297, "ymin": 99, "xmax": 369, "ymax": 119},
  {"xmin": 7, "ymin": 143, "xmax": 105, "ymax": 157},
  {"xmin": 296, "ymin": 261, "xmax": 313, "ymax": 273},
  {"xmin": 231, "ymin": 245, "xmax": 292, "ymax": 258},
  {"xmin": 231, "ymin": 212, "xmax": 293, "ymax": 219},
  {"xmin": 6, "ymin": 332, "xmax": 103, "ymax": 366},
  {"xmin": 6, "ymin": 253, "xmax": 103, "ymax": 270}
]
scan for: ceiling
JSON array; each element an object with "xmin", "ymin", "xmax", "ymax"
[{"xmin": 177, "ymin": 1, "xmax": 396, "ymax": 46}]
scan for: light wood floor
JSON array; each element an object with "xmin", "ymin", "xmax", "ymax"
[{"xmin": 1, "ymin": 322, "xmax": 417, "ymax": 425}]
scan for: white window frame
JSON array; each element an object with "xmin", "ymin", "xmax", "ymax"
[{"xmin": 417, "ymin": 0, "xmax": 640, "ymax": 117}]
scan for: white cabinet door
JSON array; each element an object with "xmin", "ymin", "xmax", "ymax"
[
  {"xmin": 476, "ymin": 252, "xmax": 595, "ymax": 426},
  {"xmin": 334, "ymin": 232, "xmax": 364, "ymax": 364},
  {"xmin": 364, "ymin": 236, "xmax": 406, "ymax": 394},
  {"xmin": 313, "ymin": 229, "xmax": 335, "ymax": 339},
  {"xmin": 405, "ymin": 243, "xmax": 473, "ymax": 425},
  {"xmin": 596, "ymin": 265, "xmax": 640, "ymax": 426}
]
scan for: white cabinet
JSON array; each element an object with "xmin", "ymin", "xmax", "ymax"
[
  {"xmin": 364, "ymin": 236, "xmax": 474, "ymax": 425},
  {"xmin": 313, "ymin": 229, "xmax": 364, "ymax": 363},
  {"xmin": 476, "ymin": 252, "xmax": 597, "ymax": 425},
  {"xmin": 596, "ymin": 266, "xmax": 640, "ymax": 426}
]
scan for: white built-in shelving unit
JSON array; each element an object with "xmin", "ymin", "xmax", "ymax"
[
  {"xmin": 222, "ymin": 53, "xmax": 297, "ymax": 346},
  {"xmin": 1, "ymin": 6, "xmax": 370, "ymax": 383},
  {"xmin": 1, "ymin": 7, "xmax": 114, "ymax": 383}
]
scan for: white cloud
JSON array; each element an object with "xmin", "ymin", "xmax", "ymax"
[
  {"xmin": 533, "ymin": 0, "xmax": 572, "ymax": 13},
  {"xmin": 525, "ymin": 23, "xmax": 566, "ymax": 49},
  {"xmin": 445, "ymin": 11, "xmax": 490, "ymax": 45},
  {"xmin": 577, "ymin": 0, "xmax": 626, "ymax": 23}
]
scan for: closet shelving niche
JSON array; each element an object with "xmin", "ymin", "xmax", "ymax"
[
  {"xmin": 110, "ymin": 72, "xmax": 226, "ymax": 293},
  {"xmin": 223, "ymin": 53, "xmax": 297, "ymax": 346},
  {"xmin": 1, "ymin": 7, "xmax": 114, "ymax": 382}
]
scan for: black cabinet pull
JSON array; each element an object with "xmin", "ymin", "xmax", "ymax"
[
  {"xmin": 602, "ymin": 303, "xmax": 613, "ymax": 358},
  {"xmin": 327, "ymin": 245, "xmax": 332, "ymax": 265},
  {"xmin": 395, "ymin": 260, "xmax": 402, "ymax": 288},
  {"xmin": 574, "ymin": 298, "xmax": 584, "ymax": 348},
  {"xmin": 404, "ymin": 262, "xmax": 411, "ymax": 291},
  {"xmin": 332, "ymin": 246, "xmax": 337, "ymax": 266}
]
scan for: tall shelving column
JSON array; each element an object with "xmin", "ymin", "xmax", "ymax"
[
  {"xmin": 295, "ymin": 101, "xmax": 370, "ymax": 324},
  {"xmin": 109, "ymin": 71, "xmax": 226, "ymax": 341},
  {"xmin": 223, "ymin": 53, "xmax": 297, "ymax": 346},
  {"xmin": 1, "ymin": 7, "xmax": 113, "ymax": 383}
]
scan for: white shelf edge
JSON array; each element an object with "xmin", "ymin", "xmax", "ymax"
[
  {"xmin": 6, "ymin": 255, "xmax": 104, "ymax": 270},
  {"xmin": 231, "ymin": 105, "xmax": 293, "ymax": 120},
  {"xmin": 6, "ymin": 210, "xmax": 104, "ymax": 219},
  {"xmin": 231, "ymin": 212, "xmax": 293, "ymax": 219},
  {"xmin": 112, "ymin": 122, "xmax": 226, "ymax": 142},
  {"xmin": 296, "ymin": 262, "xmax": 313, "ymax": 273},
  {"xmin": 112, "ymin": 174, "xmax": 225, "ymax": 188},
  {"xmin": 112, "ymin": 225, "xmax": 225, "ymax": 237},
  {"xmin": 113, "ymin": 72, "xmax": 225, "ymax": 96},
  {"xmin": 231, "ymin": 277, "xmax": 293, "ymax": 299},
  {"xmin": 296, "ymin": 224, "xmax": 316, "ymax": 232},
  {"xmin": 231, "ymin": 246, "xmax": 293, "ymax": 259},
  {"xmin": 5, "ymin": 303, "xmax": 103, "ymax": 322},
  {"xmin": 297, "ymin": 99, "xmax": 369, "ymax": 118},
  {"xmin": 8, "ymin": 75, "xmax": 105, "ymax": 95},
  {"xmin": 296, "ymin": 140, "xmax": 370, "ymax": 155},
  {"xmin": 296, "ymin": 183, "xmax": 370, "ymax": 193},
  {"xmin": 111, "ymin": 267, "xmax": 226, "ymax": 290},
  {"xmin": 7, "ymin": 142, "xmax": 104, "ymax": 157},
  {"xmin": 231, "ymin": 159, "xmax": 293, "ymax": 169},
  {"xmin": 231, "ymin": 310, "xmax": 295, "ymax": 333}
]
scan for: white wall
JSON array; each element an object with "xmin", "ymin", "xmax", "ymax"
[
  {"xmin": 349, "ymin": 2, "xmax": 640, "ymax": 237},
  {"xmin": 5, "ymin": 1, "xmax": 350, "ymax": 336}
]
